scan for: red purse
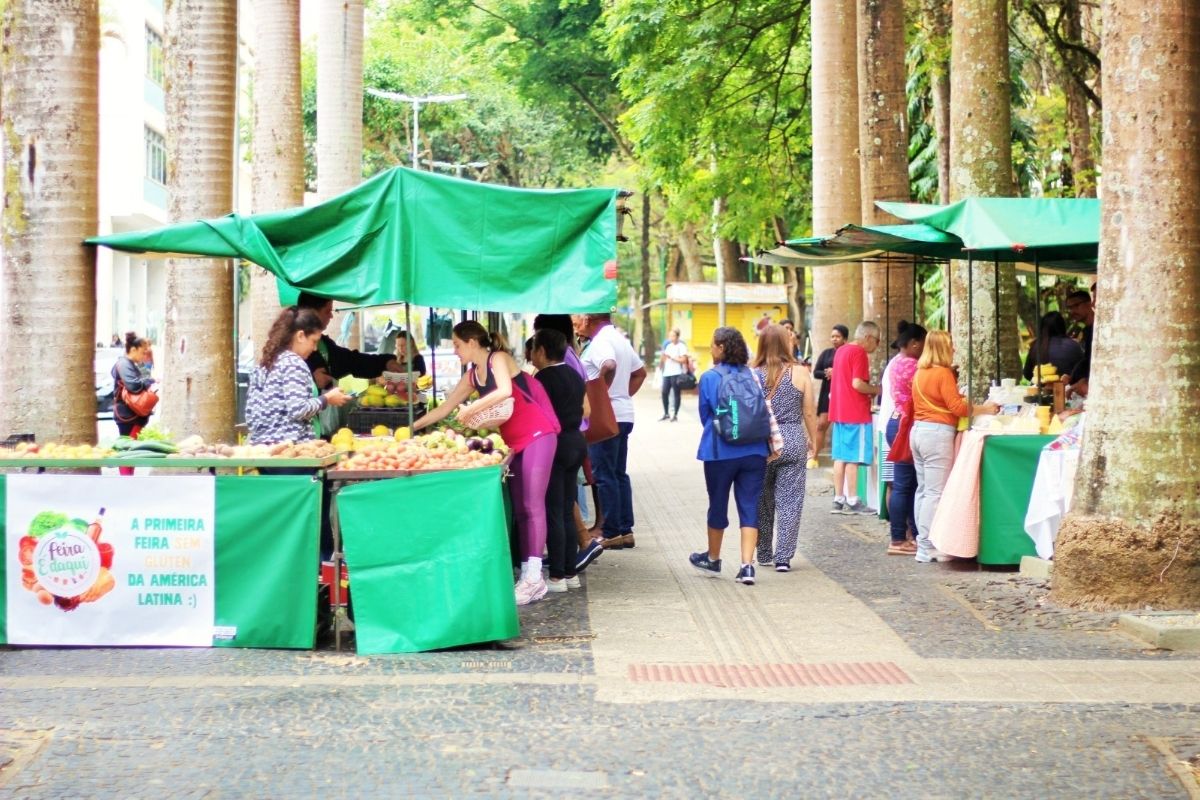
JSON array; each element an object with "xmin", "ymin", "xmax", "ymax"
[
  {"xmin": 887, "ymin": 399, "xmax": 914, "ymax": 464},
  {"xmin": 118, "ymin": 380, "xmax": 159, "ymax": 418}
]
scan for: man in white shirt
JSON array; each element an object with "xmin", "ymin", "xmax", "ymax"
[
  {"xmin": 574, "ymin": 313, "xmax": 647, "ymax": 550},
  {"xmin": 659, "ymin": 328, "xmax": 689, "ymax": 421}
]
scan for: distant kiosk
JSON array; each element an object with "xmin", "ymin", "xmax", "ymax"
[{"xmin": 664, "ymin": 282, "xmax": 788, "ymax": 373}]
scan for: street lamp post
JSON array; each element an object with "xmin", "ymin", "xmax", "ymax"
[{"xmin": 364, "ymin": 89, "xmax": 468, "ymax": 169}]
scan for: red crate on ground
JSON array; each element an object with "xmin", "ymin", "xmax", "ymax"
[{"xmin": 320, "ymin": 561, "xmax": 350, "ymax": 607}]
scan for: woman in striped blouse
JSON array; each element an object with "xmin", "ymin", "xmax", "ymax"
[{"xmin": 247, "ymin": 307, "xmax": 350, "ymax": 444}]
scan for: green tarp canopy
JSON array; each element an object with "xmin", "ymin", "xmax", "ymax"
[
  {"xmin": 748, "ymin": 197, "xmax": 1098, "ymax": 274},
  {"xmin": 87, "ymin": 167, "xmax": 620, "ymax": 313}
]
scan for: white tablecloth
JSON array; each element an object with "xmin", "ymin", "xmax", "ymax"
[{"xmin": 1023, "ymin": 448, "xmax": 1079, "ymax": 559}]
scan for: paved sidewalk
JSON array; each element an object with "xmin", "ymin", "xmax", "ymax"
[{"xmin": 2, "ymin": 391, "xmax": 1199, "ymax": 797}]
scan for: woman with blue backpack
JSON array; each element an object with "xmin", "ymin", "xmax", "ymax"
[{"xmin": 689, "ymin": 327, "xmax": 771, "ymax": 586}]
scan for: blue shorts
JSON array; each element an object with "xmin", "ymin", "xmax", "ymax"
[
  {"xmin": 703, "ymin": 455, "xmax": 767, "ymax": 529},
  {"xmin": 832, "ymin": 422, "xmax": 873, "ymax": 465}
]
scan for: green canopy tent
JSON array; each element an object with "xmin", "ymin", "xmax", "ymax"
[
  {"xmin": 88, "ymin": 166, "xmax": 622, "ymax": 313},
  {"xmin": 746, "ymin": 197, "xmax": 1099, "ymax": 392}
]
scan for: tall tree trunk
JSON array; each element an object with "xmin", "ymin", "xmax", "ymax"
[
  {"xmin": 0, "ymin": 0, "xmax": 99, "ymax": 443},
  {"xmin": 1053, "ymin": 1, "xmax": 1200, "ymax": 609},
  {"xmin": 772, "ymin": 216, "xmax": 806, "ymax": 337},
  {"xmin": 639, "ymin": 192, "xmax": 657, "ymax": 364},
  {"xmin": 250, "ymin": 0, "xmax": 303, "ymax": 356},
  {"xmin": 922, "ymin": 0, "xmax": 952, "ymax": 205},
  {"xmin": 812, "ymin": 0, "xmax": 864, "ymax": 348},
  {"xmin": 1059, "ymin": 0, "xmax": 1096, "ymax": 198},
  {"xmin": 678, "ymin": 223, "xmax": 705, "ymax": 282},
  {"xmin": 858, "ymin": 0, "xmax": 913, "ymax": 374},
  {"xmin": 949, "ymin": 0, "xmax": 1020, "ymax": 398},
  {"xmin": 665, "ymin": 244, "xmax": 684, "ymax": 284},
  {"xmin": 719, "ymin": 237, "xmax": 742, "ymax": 283},
  {"xmin": 161, "ymin": 0, "xmax": 237, "ymax": 442},
  {"xmin": 317, "ymin": 0, "xmax": 364, "ymax": 348}
]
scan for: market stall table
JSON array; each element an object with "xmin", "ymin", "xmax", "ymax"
[
  {"xmin": 929, "ymin": 431, "xmax": 1054, "ymax": 564},
  {"xmin": 326, "ymin": 461, "xmax": 518, "ymax": 654},
  {"xmin": 0, "ymin": 455, "xmax": 338, "ymax": 649}
]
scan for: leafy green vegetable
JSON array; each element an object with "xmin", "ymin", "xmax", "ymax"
[
  {"xmin": 28, "ymin": 511, "xmax": 69, "ymax": 539},
  {"xmin": 135, "ymin": 424, "xmax": 173, "ymax": 444}
]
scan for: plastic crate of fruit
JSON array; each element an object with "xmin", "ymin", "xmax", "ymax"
[{"xmin": 345, "ymin": 407, "xmax": 423, "ymax": 435}]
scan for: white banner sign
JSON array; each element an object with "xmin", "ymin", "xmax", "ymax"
[{"xmin": 6, "ymin": 475, "xmax": 215, "ymax": 646}]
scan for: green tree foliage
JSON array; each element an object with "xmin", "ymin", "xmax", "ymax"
[{"xmin": 604, "ymin": 0, "xmax": 812, "ymax": 247}]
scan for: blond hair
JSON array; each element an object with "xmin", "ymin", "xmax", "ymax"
[
  {"xmin": 751, "ymin": 323, "xmax": 797, "ymax": 392},
  {"xmin": 918, "ymin": 330, "xmax": 954, "ymax": 369}
]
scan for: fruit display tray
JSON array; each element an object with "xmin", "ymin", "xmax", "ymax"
[
  {"xmin": 328, "ymin": 456, "xmax": 511, "ymax": 482},
  {"xmin": 0, "ymin": 454, "xmax": 344, "ymax": 470}
]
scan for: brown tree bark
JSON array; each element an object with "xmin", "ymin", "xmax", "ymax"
[
  {"xmin": 858, "ymin": 0, "xmax": 914, "ymax": 374},
  {"xmin": 922, "ymin": 0, "xmax": 952, "ymax": 204},
  {"xmin": 811, "ymin": 0, "xmax": 864, "ymax": 345},
  {"xmin": 639, "ymin": 192, "xmax": 658, "ymax": 364},
  {"xmin": 161, "ymin": 0, "xmax": 238, "ymax": 442},
  {"xmin": 677, "ymin": 223, "xmax": 705, "ymax": 282},
  {"xmin": 949, "ymin": 0, "xmax": 1021, "ymax": 398},
  {"xmin": 0, "ymin": 0, "xmax": 99, "ymax": 443},
  {"xmin": 250, "ymin": 0, "xmax": 304, "ymax": 355},
  {"xmin": 1059, "ymin": 0, "xmax": 1096, "ymax": 197},
  {"xmin": 1053, "ymin": 1, "xmax": 1200, "ymax": 609},
  {"xmin": 719, "ymin": 237, "xmax": 742, "ymax": 283},
  {"xmin": 317, "ymin": 0, "xmax": 364, "ymax": 348}
]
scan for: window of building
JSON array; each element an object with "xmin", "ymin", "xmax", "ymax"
[
  {"xmin": 145, "ymin": 127, "xmax": 167, "ymax": 185},
  {"xmin": 145, "ymin": 26, "xmax": 164, "ymax": 85}
]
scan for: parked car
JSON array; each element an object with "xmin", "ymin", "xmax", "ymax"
[{"xmin": 95, "ymin": 347, "xmax": 123, "ymax": 419}]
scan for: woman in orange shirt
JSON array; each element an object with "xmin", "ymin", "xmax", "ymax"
[{"xmin": 910, "ymin": 331, "xmax": 999, "ymax": 563}]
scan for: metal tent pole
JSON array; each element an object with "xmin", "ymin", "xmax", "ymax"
[
  {"xmin": 967, "ymin": 253, "xmax": 974, "ymax": 404},
  {"xmin": 885, "ymin": 256, "xmax": 891, "ymax": 350},
  {"xmin": 993, "ymin": 257, "xmax": 1001, "ymax": 384},
  {"xmin": 1034, "ymin": 253, "xmax": 1043, "ymax": 388},
  {"xmin": 428, "ymin": 306, "xmax": 437, "ymax": 398},
  {"xmin": 404, "ymin": 302, "xmax": 414, "ymax": 426}
]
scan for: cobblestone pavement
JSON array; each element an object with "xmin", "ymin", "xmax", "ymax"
[{"xmin": 2, "ymin": 394, "xmax": 1199, "ymax": 798}]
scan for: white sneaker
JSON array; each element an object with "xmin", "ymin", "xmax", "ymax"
[
  {"xmin": 915, "ymin": 548, "xmax": 952, "ymax": 563},
  {"xmin": 545, "ymin": 578, "xmax": 568, "ymax": 594},
  {"xmin": 515, "ymin": 577, "xmax": 548, "ymax": 605},
  {"xmin": 565, "ymin": 576, "xmax": 582, "ymax": 589}
]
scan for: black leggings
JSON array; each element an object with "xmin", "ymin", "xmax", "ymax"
[
  {"xmin": 661, "ymin": 374, "xmax": 682, "ymax": 417},
  {"xmin": 545, "ymin": 432, "xmax": 588, "ymax": 580}
]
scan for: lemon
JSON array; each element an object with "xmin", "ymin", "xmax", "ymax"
[{"xmin": 395, "ymin": 427, "xmax": 412, "ymax": 441}]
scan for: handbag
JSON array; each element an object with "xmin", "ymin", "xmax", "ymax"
[
  {"xmin": 759, "ymin": 370, "xmax": 786, "ymax": 458},
  {"xmin": 583, "ymin": 377, "xmax": 618, "ymax": 444},
  {"xmin": 458, "ymin": 396, "xmax": 513, "ymax": 430},
  {"xmin": 677, "ymin": 369, "xmax": 698, "ymax": 391},
  {"xmin": 887, "ymin": 400, "xmax": 914, "ymax": 464},
  {"xmin": 118, "ymin": 381, "xmax": 159, "ymax": 418}
]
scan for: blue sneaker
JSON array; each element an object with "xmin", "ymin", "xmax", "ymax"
[
  {"xmin": 735, "ymin": 564, "xmax": 756, "ymax": 585},
  {"xmin": 574, "ymin": 539, "xmax": 604, "ymax": 572},
  {"xmin": 689, "ymin": 551, "xmax": 722, "ymax": 576}
]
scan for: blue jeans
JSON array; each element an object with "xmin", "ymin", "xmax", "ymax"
[
  {"xmin": 886, "ymin": 416, "xmax": 917, "ymax": 544},
  {"xmin": 588, "ymin": 422, "xmax": 634, "ymax": 539},
  {"xmin": 704, "ymin": 455, "xmax": 767, "ymax": 530}
]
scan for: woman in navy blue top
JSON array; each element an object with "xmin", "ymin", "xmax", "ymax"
[{"xmin": 690, "ymin": 327, "xmax": 769, "ymax": 586}]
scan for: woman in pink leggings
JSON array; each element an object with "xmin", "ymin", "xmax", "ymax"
[{"xmin": 414, "ymin": 321, "xmax": 560, "ymax": 605}]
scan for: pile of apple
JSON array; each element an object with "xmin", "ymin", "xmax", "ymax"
[
  {"xmin": 332, "ymin": 428, "xmax": 506, "ymax": 472},
  {"xmin": 0, "ymin": 442, "xmax": 115, "ymax": 459}
]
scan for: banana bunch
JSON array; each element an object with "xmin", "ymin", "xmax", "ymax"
[
  {"xmin": 1032, "ymin": 364, "xmax": 1060, "ymax": 384},
  {"xmin": 416, "ymin": 374, "xmax": 433, "ymax": 391}
]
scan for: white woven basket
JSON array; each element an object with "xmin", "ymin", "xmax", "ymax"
[{"xmin": 458, "ymin": 397, "xmax": 514, "ymax": 430}]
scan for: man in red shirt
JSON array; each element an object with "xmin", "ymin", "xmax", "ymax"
[{"xmin": 828, "ymin": 321, "xmax": 881, "ymax": 514}]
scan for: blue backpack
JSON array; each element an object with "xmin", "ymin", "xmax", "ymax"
[{"xmin": 711, "ymin": 364, "xmax": 771, "ymax": 445}]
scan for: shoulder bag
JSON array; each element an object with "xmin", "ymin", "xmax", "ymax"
[{"xmin": 583, "ymin": 377, "xmax": 618, "ymax": 444}]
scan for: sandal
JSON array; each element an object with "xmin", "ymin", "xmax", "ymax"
[{"xmin": 887, "ymin": 541, "xmax": 917, "ymax": 555}]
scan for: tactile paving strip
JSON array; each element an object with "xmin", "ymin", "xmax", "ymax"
[{"xmin": 628, "ymin": 661, "xmax": 912, "ymax": 687}]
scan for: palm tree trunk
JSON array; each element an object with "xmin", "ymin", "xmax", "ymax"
[
  {"xmin": 317, "ymin": 0, "xmax": 364, "ymax": 348},
  {"xmin": 858, "ymin": 0, "xmax": 913, "ymax": 374},
  {"xmin": 1053, "ymin": 1, "xmax": 1200, "ymax": 609},
  {"xmin": 250, "ymin": 0, "xmax": 304, "ymax": 354},
  {"xmin": 949, "ymin": 0, "xmax": 1020, "ymax": 398},
  {"xmin": 812, "ymin": 0, "xmax": 863, "ymax": 350},
  {"xmin": 0, "ymin": 0, "xmax": 100, "ymax": 443},
  {"xmin": 161, "ymin": 0, "xmax": 237, "ymax": 442},
  {"xmin": 921, "ymin": 0, "xmax": 952, "ymax": 205}
]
